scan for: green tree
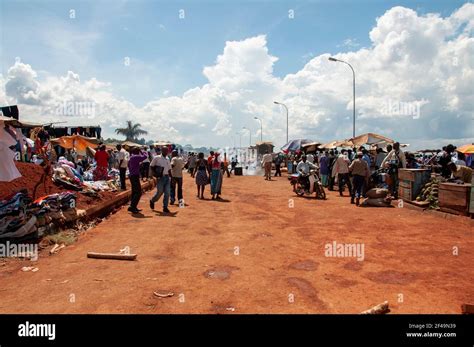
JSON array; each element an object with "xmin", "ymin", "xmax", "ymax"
[{"xmin": 114, "ymin": 121, "xmax": 148, "ymax": 141}]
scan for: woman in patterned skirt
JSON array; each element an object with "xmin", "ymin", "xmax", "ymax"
[
  {"xmin": 210, "ymin": 152, "xmax": 223, "ymax": 200},
  {"xmin": 193, "ymin": 152, "xmax": 209, "ymax": 199}
]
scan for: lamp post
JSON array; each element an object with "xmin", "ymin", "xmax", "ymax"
[
  {"xmin": 273, "ymin": 101, "xmax": 288, "ymax": 143},
  {"xmin": 328, "ymin": 56, "xmax": 356, "ymax": 138},
  {"xmin": 235, "ymin": 132, "xmax": 242, "ymax": 148},
  {"xmin": 254, "ymin": 116, "xmax": 263, "ymax": 142},
  {"xmin": 242, "ymin": 127, "xmax": 251, "ymax": 147}
]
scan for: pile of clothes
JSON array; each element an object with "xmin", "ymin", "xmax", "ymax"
[
  {"xmin": 52, "ymin": 157, "xmax": 84, "ymax": 191},
  {"xmin": 0, "ymin": 191, "xmax": 36, "ymax": 239},
  {"xmin": 52, "ymin": 158, "xmax": 120, "ymax": 194},
  {"xmin": 0, "ymin": 191, "xmax": 79, "ymax": 240}
]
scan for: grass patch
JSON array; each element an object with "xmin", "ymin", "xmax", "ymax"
[{"xmin": 43, "ymin": 231, "xmax": 78, "ymax": 246}]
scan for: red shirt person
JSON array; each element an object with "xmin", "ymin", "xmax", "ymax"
[{"xmin": 93, "ymin": 145, "xmax": 110, "ymax": 181}]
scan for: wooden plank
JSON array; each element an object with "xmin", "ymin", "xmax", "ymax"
[
  {"xmin": 410, "ymin": 200, "xmax": 430, "ymax": 207},
  {"xmin": 399, "ymin": 169, "xmax": 430, "ymax": 182},
  {"xmin": 87, "ymin": 252, "xmax": 137, "ymax": 261},
  {"xmin": 439, "ymin": 182, "xmax": 471, "ymax": 192},
  {"xmin": 399, "ymin": 180, "xmax": 412, "ymax": 189},
  {"xmin": 399, "ymin": 169, "xmax": 415, "ymax": 181},
  {"xmin": 399, "ymin": 185, "xmax": 413, "ymax": 201}
]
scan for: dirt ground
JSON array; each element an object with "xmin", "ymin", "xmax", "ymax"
[{"xmin": 0, "ymin": 174, "xmax": 473, "ymax": 314}]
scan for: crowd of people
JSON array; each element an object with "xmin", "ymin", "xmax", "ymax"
[
  {"xmin": 50, "ymin": 140, "xmax": 473, "ymax": 213},
  {"xmin": 279, "ymin": 142, "xmax": 472, "ymax": 206}
]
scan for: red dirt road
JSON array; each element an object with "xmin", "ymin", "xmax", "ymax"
[{"xmin": 1, "ymin": 175, "xmax": 473, "ymax": 313}]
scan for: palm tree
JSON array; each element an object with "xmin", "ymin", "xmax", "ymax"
[{"xmin": 115, "ymin": 121, "xmax": 148, "ymax": 141}]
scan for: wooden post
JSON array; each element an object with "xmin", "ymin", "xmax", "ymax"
[{"xmin": 87, "ymin": 252, "xmax": 137, "ymax": 261}]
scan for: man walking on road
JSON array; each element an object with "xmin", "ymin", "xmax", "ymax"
[
  {"xmin": 150, "ymin": 146, "xmax": 172, "ymax": 213},
  {"xmin": 128, "ymin": 147, "xmax": 148, "ymax": 213},
  {"xmin": 332, "ymin": 149, "xmax": 353, "ymax": 203},
  {"xmin": 262, "ymin": 150, "xmax": 273, "ymax": 180},
  {"xmin": 117, "ymin": 144, "xmax": 129, "ymax": 190},
  {"xmin": 349, "ymin": 151, "xmax": 370, "ymax": 206},
  {"xmin": 274, "ymin": 154, "xmax": 283, "ymax": 177},
  {"xmin": 170, "ymin": 150, "xmax": 185, "ymax": 205},
  {"xmin": 187, "ymin": 152, "xmax": 196, "ymax": 177},
  {"xmin": 381, "ymin": 142, "xmax": 406, "ymax": 199}
]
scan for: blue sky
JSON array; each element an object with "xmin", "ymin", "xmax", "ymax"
[
  {"xmin": 1, "ymin": 0, "xmax": 468, "ymax": 106},
  {"xmin": 1, "ymin": 1, "xmax": 472, "ymax": 148}
]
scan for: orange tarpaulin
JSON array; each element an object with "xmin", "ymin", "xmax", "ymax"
[{"xmin": 50, "ymin": 135, "xmax": 100, "ymax": 156}]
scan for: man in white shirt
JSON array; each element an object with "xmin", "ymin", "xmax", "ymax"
[
  {"xmin": 331, "ymin": 149, "xmax": 353, "ymax": 201},
  {"xmin": 116, "ymin": 144, "xmax": 129, "ymax": 190},
  {"xmin": 170, "ymin": 150, "xmax": 185, "ymax": 205},
  {"xmin": 296, "ymin": 155, "xmax": 318, "ymax": 193},
  {"xmin": 381, "ymin": 142, "xmax": 406, "ymax": 199},
  {"xmin": 306, "ymin": 153, "xmax": 315, "ymax": 164},
  {"xmin": 149, "ymin": 147, "xmax": 172, "ymax": 213},
  {"xmin": 261, "ymin": 151, "xmax": 273, "ymax": 180}
]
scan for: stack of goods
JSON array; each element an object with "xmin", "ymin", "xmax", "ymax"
[
  {"xmin": 416, "ymin": 177, "xmax": 442, "ymax": 209},
  {"xmin": 0, "ymin": 191, "xmax": 37, "ymax": 239},
  {"xmin": 360, "ymin": 188, "xmax": 393, "ymax": 207},
  {"xmin": 33, "ymin": 192, "xmax": 78, "ymax": 227}
]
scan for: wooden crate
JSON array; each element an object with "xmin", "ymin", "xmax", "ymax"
[
  {"xmin": 399, "ymin": 180, "xmax": 413, "ymax": 201},
  {"xmin": 399, "ymin": 169, "xmax": 430, "ymax": 181},
  {"xmin": 439, "ymin": 182, "xmax": 471, "ymax": 216},
  {"xmin": 398, "ymin": 169, "xmax": 431, "ymax": 199},
  {"xmin": 398, "ymin": 185, "xmax": 413, "ymax": 201}
]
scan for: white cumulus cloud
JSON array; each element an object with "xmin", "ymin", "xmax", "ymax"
[{"xmin": 0, "ymin": 4, "xmax": 473, "ymax": 150}]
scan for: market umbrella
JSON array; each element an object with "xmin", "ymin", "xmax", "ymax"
[
  {"xmin": 281, "ymin": 139, "xmax": 312, "ymax": 153},
  {"xmin": 349, "ymin": 133, "xmax": 394, "ymax": 147},
  {"xmin": 302, "ymin": 141, "xmax": 322, "ymax": 152},
  {"xmin": 153, "ymin": 141, "xmax": 173, "ymax": 147},
  {"xmin": 320, "ymin": 139, "xmax": 354, "ymax": 149},
  {"xmin": 121, "ymin": 141, "xmax": 142, "ymax": 148},
  {"xmin": 457, "ymin": 144, "xmax": 474, "ymax": 154}
]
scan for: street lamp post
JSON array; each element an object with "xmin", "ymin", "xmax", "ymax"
[
  {"xmin": 235, "ymin": 132, "xmax": 242, "ymax": 148},
  {"xmin": 254, "ymin": 116, "xmax": 263, "ymax": 142},
  {"xmin": 273, "ymin": 101, "xmax": 288, "ymax": 143},
  {"xmin": 242, "ymin": 127, "xmax": 251, "ymax": 147},
  {"xmin": 328, "ymin": 57, "xmax": 356, "ymax": 138}
]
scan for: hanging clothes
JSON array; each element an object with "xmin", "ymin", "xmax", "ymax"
[{"xmin": 0, "ymin": 121, "xmax": 22, "ymax": 182}]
